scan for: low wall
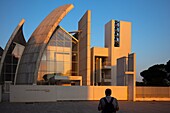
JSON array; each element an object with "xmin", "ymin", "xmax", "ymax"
[
  {"xmin": 136, "ymin": 87, "xmax": 170, "ymax": 101},
  {"xmin": 10, "ymin": 85, "xmax": 128, "ymax": 102}
]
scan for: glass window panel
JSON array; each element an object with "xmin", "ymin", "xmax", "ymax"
[
  {"xmin": 57, "ymin": 29, "xmax": 63, "ymax": 35},
  {"xmin": 56, "ymin": 62, "xmax": 64, "ymax": 73},
  {"xmin": 57, "ymin": 47, "xmax": 63, "ymax": 52},
  {"xmin": 47, "ymin": 46, "xmax": 56, "ymax": 51},
  {"xmin": 46, "ymin": 51, "xmax": 50, "ymax": 60},
  {"xmin": 64, "ymin": 54, "xmax": 71, "ymax": 62},
  {"xmin": 64, "ymin": 63, "xmax": 71, "ymax": 75},
  {"xmin": 64, "ymin": 47, "xmax": 71, "ymax": 52},
  {"xmin": 56, "ymin": 32, "xmax": 64, "ymax": 41},
  {"xmin": 56, "ymin": 53, "xmax": 63, "ymax": 61},
  {"xmin": 51, "ymin": 62, "xmax": 55, "ymax": 72},
  {"xmin": 47, "ymin": 61, "xmax": 55, "ymax": 72},
  {"xmin": 49, "ymin": 40, "xmax": 56, "ymax": 46},
  {"xmin": 56, "ymin": 41, "xmax": 64, "ymax": 47},
  {"xmin": 59, "ymin": 33, "xmax": 64, "ymax": 40},
  {"xmin": 65, "ymin": 36, "xmax": 71, "ymax": 42},
  {"xmin": 65, "ymin": 41, "xmax": 71, "ymax": 47},
  {"xmin": 46, "ymin": 51, "xmax": 55, "ymax": 61}
]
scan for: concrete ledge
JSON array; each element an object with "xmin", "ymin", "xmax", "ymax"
[{"xmin": 136, "ymin": 98, "xmax": 170, "ymax": 101}]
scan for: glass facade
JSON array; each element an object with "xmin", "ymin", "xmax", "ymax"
[
  {"xmin": 38, "ymin": 27, "xmax": 74, "ymax": 81},
  {"xmin": 72, "ymin": 41, "xmax": 78, "ymax": 76},
  {"xmin": 0, "ymin": 43, "xmax": 24, "ymax": 83}
]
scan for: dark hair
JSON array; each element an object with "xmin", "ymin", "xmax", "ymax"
[{"xmin": 105, "ymin": 88, "xmax": 112, "ymax": 96}]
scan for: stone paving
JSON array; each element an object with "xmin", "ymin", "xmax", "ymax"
[{"xmin": 0, "ymin": 101, "xmax": 170, "ymax": 113}]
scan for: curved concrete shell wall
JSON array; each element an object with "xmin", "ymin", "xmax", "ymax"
[
  {"xmin": 0, "ymin": 19, "xmax": 26, "ymax": 84},
  {"xmin": 15, "ymin": 4, "xmax": 74, "ymax": 84}
]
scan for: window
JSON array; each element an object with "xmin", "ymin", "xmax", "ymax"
[
  {"xmin": 38, "ymin": 27, "xmax": 72, "ymax": 81},
  {"xmin": 114, "ymin": 20, "xmax": 120, "ymax": 47}
]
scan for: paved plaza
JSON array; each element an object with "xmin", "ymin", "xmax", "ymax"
[{"xmin": 0, "ymin": 101, "xmax": 170, "ymax": 113}]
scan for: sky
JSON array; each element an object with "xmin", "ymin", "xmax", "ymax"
[{"xmin": 0, "ymin": 0, "xmax": 170, "ymax": 82}]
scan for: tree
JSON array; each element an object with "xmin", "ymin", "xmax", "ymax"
[
  {"xmin": 165, "ymin": 60, "xmax": 170, "ymax": 85},
  {"xmin": 140, "ymin": 60, "xmax": 170, "ymax": 86},
  {"xmin": 136, "ymin": 81, "xmax": 145, "ymax": 86},
  {"xmin": 165, "ymin": 60, "xmax": 170, "ymax": 73}
]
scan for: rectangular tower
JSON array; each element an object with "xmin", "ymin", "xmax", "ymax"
[
  {"xmin": 105, "ymin": 20, "xmax": 131, "ymax": 85},
  {"xmin": 78, "ymin": 10, "xmax": 91, "ymax": 85}
]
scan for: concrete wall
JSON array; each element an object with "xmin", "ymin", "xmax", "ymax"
[
  {"xmin": 105, "ymin": 20, "xmax": 115, "ymax": 85},
  {"xmin": 78, "ymin": 10, "xmax": 91, "ymax": 85},
  {"xmin": 10, "ymin": 85, "xmax": 128, "ymax": 102},
  {"xmin": 105, "ymin": 20, "xmax": 131, "ymax": 86},
  {"xmin": 136, "ymin": 87, "xmax": 170, "ymax": 101},
  {"xmin": 117, "ymin": 53, "xmax": 136, "ymax": 101},
  {"xmin": 127, "ymin": 53, "xmax": 136, "ymax": 101},
  {"xmin": 91, "ymin": 47, "xmax": 108, "ymax": 85},
  {"xmin": 119, "ymin": 21, "xmax": 131, "ymax": 57},
  {"xmin": 10, "ymin": 85, "xmax": 56, "ymax": 102},
  {"xmin": 117, "ymin": 57, "xmax": 126, "ymax": 86}
]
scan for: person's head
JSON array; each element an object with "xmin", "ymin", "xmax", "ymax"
[{"xmin": 105, "ymin": 88, "xmax": 112, "ymax": 96}]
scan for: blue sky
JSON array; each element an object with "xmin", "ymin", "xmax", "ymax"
[{"xmin": 0, "ymin": 0, "xmax": 170, "ymax": 82}]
